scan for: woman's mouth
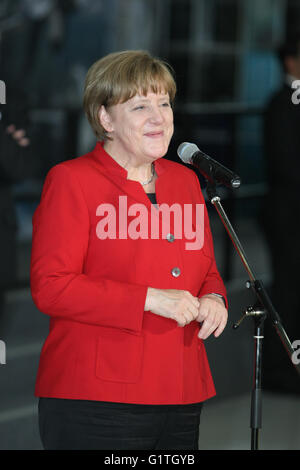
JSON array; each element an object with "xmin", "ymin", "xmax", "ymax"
[{"xmin": 144, "ymin": 131, "xmax": 164, "ymax": 138}]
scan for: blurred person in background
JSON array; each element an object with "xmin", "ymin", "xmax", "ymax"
[
  {"xmin": 30, "ymin": 50, "xmax": 228, "ymax": 450},
  {"xmin": 262, "ymin": 33, "xmax": 300, "ymax": 394},
  {"xmin": 0, "ymin": 0, "xmax": 73, "ymax": 324},
  {"xmin": 0, "ymin": 0, "xmax": 81, "ymax": 325},
  {"xmin": 0, "ymin": 85, "xmax": 38, "ymax": 324}
]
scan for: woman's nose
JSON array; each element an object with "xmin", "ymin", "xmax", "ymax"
[{"xmin": 149, "ymin": 106, "xmax": 164, "ymax": 123}]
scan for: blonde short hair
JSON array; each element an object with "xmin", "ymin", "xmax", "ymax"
[{"xmin": 83, "ymin": 50, "xmax": 177, "ymax": 141}]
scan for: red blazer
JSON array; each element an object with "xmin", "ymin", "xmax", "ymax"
[{"xmin": 30, "ymin": 142, "xmax": 227, "ymax": 405}]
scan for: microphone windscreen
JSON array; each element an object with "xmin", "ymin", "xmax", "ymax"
[{"xmin": 177, "ymin": 142, "xmax": 199, "ymax": 164}]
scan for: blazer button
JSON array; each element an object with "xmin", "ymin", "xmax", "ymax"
[
  {"xmin": 171, "ymin": 267, "xmax": 181, "ymax": 277},
  {"xmin": 166, "ymin": 233, "xmax": 175, "ymax": 242}
]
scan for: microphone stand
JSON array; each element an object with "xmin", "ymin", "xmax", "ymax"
[{"xmin": 205, "ymin": 180, "xmax": 300, "ymax": 450}]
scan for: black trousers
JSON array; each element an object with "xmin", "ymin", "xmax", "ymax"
[{"xmin": 38, "ymin": 397, "xmax": 203, "ymax": 450}]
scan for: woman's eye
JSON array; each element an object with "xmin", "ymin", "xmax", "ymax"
[
  {"xmin": 161, "ymin": 102, "xmax": 170, "ymax": 107},
  {"xmin": 133, "ymin": 105, "xmax": 145, "ymax": 111}
]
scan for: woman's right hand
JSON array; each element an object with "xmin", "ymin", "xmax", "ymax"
[{"xmin": 144, "ymin": 287, "xmax": 200, "ymax": 327}]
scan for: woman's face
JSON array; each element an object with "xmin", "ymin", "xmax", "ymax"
[{"xmin": 100, "ymin": 91, "xmax": 174, "ymax": 163}]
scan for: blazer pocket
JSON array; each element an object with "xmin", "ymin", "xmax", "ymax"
[{"xmin": 96, "ymin": 329, "xmax": 144, "ymax": 383}]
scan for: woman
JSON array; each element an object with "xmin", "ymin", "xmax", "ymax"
[{"xmin": 31, "ymin": 50, "xmax": 228, "ymax": 450}]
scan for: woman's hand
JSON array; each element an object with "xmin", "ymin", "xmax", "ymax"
[
  {"xmin": 144, "ymin": 287, "xmax": 200, "ymax": 327},
  {"xmin": 196, "ymin": 294, "xmax": 228, "ymax": 339}
]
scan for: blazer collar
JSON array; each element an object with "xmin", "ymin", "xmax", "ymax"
[
  {"xmin": 91, "ymin": 141, "xmax": 167, "ymax": 179},
  {"xmin": 89, "ymin": 141, "xmax": 168, "ymax": 207}
]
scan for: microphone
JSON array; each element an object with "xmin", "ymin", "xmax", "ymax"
[{"xmin": 177, "ymin": 142, "xmax": 241, "ymax": 189}]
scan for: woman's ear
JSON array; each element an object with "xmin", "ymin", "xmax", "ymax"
[{"xmin": 98, "ymin": 105, "xmax": 114, "ymax": 133}]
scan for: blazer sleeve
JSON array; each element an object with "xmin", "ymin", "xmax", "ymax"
[
  {"xmin": 30, "ymin": 163, "xmax": 148, "ymax": 333},
  {"xmin": 191, "ymin": 171, "xmax": 228, "ymax": 309}
]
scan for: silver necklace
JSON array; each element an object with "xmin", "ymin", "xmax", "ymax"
[{"xmin": 140, "ymin": 163, "xmax": 155, "ymax": 186}]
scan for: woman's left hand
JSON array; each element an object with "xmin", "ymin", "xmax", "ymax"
[{"xmin": 196, "ymin": 294, "xmax": 228, "ymax": 340}]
